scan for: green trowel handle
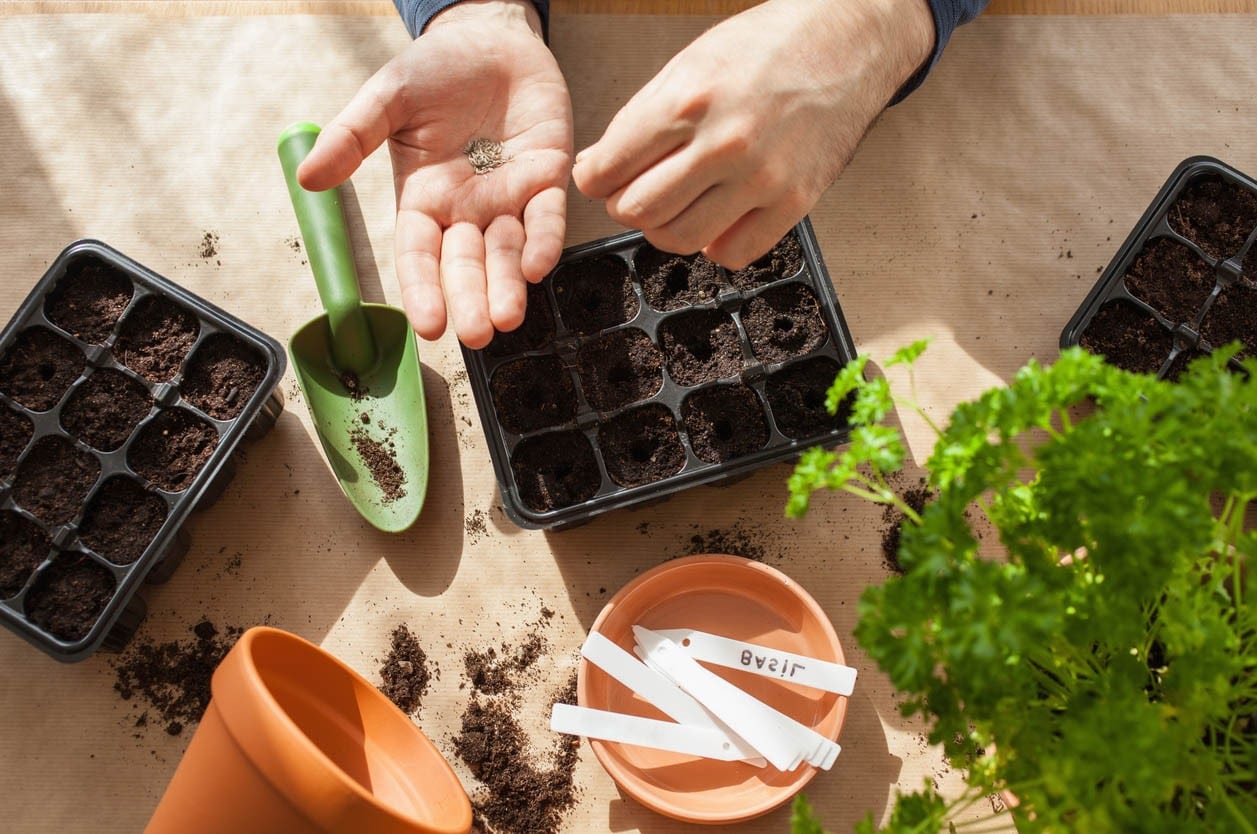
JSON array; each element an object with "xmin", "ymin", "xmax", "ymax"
[{"xmin": 278, "ymin": 121, "xmax": 377, "ymax": 374}]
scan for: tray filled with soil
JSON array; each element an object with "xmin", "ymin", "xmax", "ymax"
[
  {"xmin": 1062, "ymin": 156, "xmax": 1257, "ymax": 374},
  {"xmin": 460, "ymin": 218, "xmax": 858, "ymax": 529},
  {"xmin": 0, "ymin": 239, "xmax": 286, "ymax": 662}
]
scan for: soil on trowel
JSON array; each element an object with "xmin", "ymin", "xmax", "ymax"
[
  {"xmin": 350, "ymin": 421, "xmax": 407, "ymax": 503},
  {"xmin": 24, "ymin": 553, "xmax": 116, "ymax": 641},
  {"xmin": 44, "ymin": 257, "xmax": 134, "ymax": 344},
  {"xmin": 378, "ymin": 624, "xmax": 433, "ymax": 715},
  {"xmin": 114, "ymin": 295, "xmax": 199, "ymax": 383}
]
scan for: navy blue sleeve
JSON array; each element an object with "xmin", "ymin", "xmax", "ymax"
[
  {"xmin": 891, "ymin": 0, "xmax": 988, "ymax": 104},
  {"xmin": 393, "ymin": 0, "xmax": 550, "ymax": 41}
]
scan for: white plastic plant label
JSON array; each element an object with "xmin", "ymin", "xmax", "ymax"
[
  {"xmin": 651, "ymin": 628, "xmax": 857, "ymax": 695},
  {"xmin": 550, "ymin": 704, "xmax": 761, "ymax": 762}
]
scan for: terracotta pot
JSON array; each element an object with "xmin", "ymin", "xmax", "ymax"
[{"xmin": 145, "ymin": 626, "xmax": 471, "ymax": 834}]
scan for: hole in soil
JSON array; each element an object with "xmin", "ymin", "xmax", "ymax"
[
  {"xmin": 553, "ymin": 255, "xmax": 637, "ymax": 335},
  {"xmin": 61, "ymin": 368, "xmax": 153, "ymax": 452},
  {"xmin": 635, "ymin": 245, "xmax": 724, "ymax": 311},
  {"xmin": 24, "ymin": 552, "xmax": 116, "ymax": 642},
  {"xmin": 742, "ymin": 284, "xmax": 828, "ymax": 363},
  {"xmin": 664, "ymin": 266, "xmax": 690, "ymax": 298},
  {"xmin": 510, "ymin": 430, "xmax": 600, "ymax": 512},
  {"xmin": 12, "ymin": 436, "xmax": 100, "ymax": 527},
  {"xmin": 1168, "ymin": 173, "xmax": 1257, "ymax": 260},
  {"xmin": 0, "ymin": 510, "xmax": 51, "ymax": 599},
  {"xmin": 766, "ymin": 356, "xmax": 845, "ymax": 439},
  {"xmin": 596, "ymin": 403, "xmax": 684, "ymax": 487},
  {"xmin": 729, "ymin": 232, "xmax": 804, "ymax": 290},
  {"xmin": 0, "ymin": 327, "xmax": 85, "ymax": 412},
  {"xmin": 490, "ymin": 355, "xmax": 578, "ymax": 434},
  {"xmin": 485, "ymin": 283, "xmax": 555, "ymax": 357},
  {"xmin": 182, "ymin": 333, "xmax": 268, "ymax": 420},
  {"xmin": 45, "ymin": 255, "xmax": 134, "ymax": 344},
  {"xmin": 658, "ymin": 309, "xmax": 741, "ymax": 387},
  {"xmin": 681, "ymin": 384, "xmax": 768, "ymax": 464},
  {"xmin": 1122, "ymin": 236, "xmax": 1216, "ymax": 326},
  {"xmin": 129, "ymin": 408, "xmax": 219, "ymax": 492},
  {"xmin": 1079, "ymin": 300, "xmax": 1174, "ymax": 375},
  {"xmin": 114, "ymin": 295, "xmax": 200, "ymax": 382},
  {"xmin": 576, "ymin": 328, "xmax": 663, "ymax": 411},
  {"xmin": 79, "ymin": 477, "xmax": 168, "ymax": 566}
]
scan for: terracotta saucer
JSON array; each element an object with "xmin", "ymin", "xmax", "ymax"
[{"xmin": 577, "ymin": 554, "xmax": 847, "ymax": 824}]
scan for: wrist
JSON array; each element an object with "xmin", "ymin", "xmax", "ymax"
[
  {"xmin": 866, "ymin": 0, "xmax": 937, "ymax": 99},
  {"xmin": 427, "ymin": 0, "xmax": 544, "ymax": 39}
]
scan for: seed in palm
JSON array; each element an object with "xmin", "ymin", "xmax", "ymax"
[{"xmin": 464, "ymin": 138, "xmax": 508, "ymax": 175}]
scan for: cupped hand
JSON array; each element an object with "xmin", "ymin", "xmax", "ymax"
[
  {"xmin": 572, "ymin": 0, "xmax": 934, "ymax": 269},
  {"xmin": 298, "ymin": 0, "xmax": 573, "ymax": 349}
]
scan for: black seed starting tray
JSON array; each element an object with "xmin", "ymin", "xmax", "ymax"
[
  {"xmin": 1061, "ymin": 156, "xmax": 1257, "ymax": 377},
  {"xmin": 461, "ymin": 218, "xmax": 858, "ymax": 530},
  {"xmin": 0, "ymin": 240, "xmax": 285, "ymax": 662}
]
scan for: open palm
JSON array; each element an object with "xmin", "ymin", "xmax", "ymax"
[{"xmin": 300, "ymin": 10, "xmax": 572, "ymax": 348}]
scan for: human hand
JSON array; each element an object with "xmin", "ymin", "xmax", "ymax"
[
  {"xmin": 572, "ymin": 0, "xmax": 933, "ymax": 269},
  {"xmin": 298, "ymin": 0, "xmax": 573, "ymax": 349}
]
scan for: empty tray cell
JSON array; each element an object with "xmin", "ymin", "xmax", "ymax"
[
  {"xmin": 0, "ymin": 511, "xmax": 51, "ymax": 599},
  {"xmin": 0, "ymin": 327, "xmax": 85, "ymax": 411},
  {"xmin": 24, "ymin": 552, "xmax": 116, "ymax": 642},
  {"xmin": 742, "ymin": 283, "xmax": 828, "ymax": 363},
  {"xmin": 553, "ymin": 254, "xmax": 638, "ymax": 335},
  {"xmin": 658, "ymin": 309, "xmax": 742, "ymax": 386},
  {"xmin": 577, "ymin": 328, "xmax": 663, "ymax": 411},
  {"xmin": 1122, "ymin": 237, "xmax": 1215, "ymax": 326},
  {"xmin": 44, "ymin": 256, "xmax": 134, "ymax": 344},
  {"xmin": 728, "ymin": 232, "xmax": 804, "ymax": 290},
  {"xmin": 1167, "ymin": 173, "xmax": 1257, "ymax": 260},
  {"xmin": 1200, "ymin": 282, "xmax": 1257, "ymax": 359},
  {"xmin": 182, "ymin": 333, "xmax": 268, "ymax": 420},
  {"xmin": 766, "ymin": 356, "xmax": 847, "ymax": 439},
  {"xmin": 0, "ymin": 403, "xmax": 33, "ymax": 479},
  {"xmin": 78, "ymin": 476, "xmax": 168, "ymax": 566},
  {"xmin": 114, "ymin": 294, "xmax": 199, "ymax": 382},
  {"xmin": 682, "ymin": 383, "xmax": 769, "ymax": 463},
  {"xmin": 1079, "ymin": 300, "xmax": 1173, "ymax": 375},
  {"xmin": 597, "ymin": 403, "xmax": 685, "ymax": 487},
  {"xmin": 12, "ymin": 436, "xmax": 100, "ymax": 526},
  {"xmin": 635, "ymin": 245, "xmax": 724, "ymax": 311},
  {"xmin": 61, "ymin": 369, "xmax": 152, "ymax": 452},
  {"xmin": 490, "ymin": 354, "xmax": 579, "ymax": 434},
  {"xmin": 485, "ymin": 283, "xmax": 555, "ymax": 357},
  {"xmin": 129, "ymin": 408, "xmax": 219, "ymax": 492},
  {"xmin": 511, "ymin": 429, "xmax": 601, "ymax": 512}
]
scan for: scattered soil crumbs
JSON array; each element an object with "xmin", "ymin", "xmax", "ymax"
[
  {"xmin": 350, "ymin": 425, "xmax": 406, "ymax": 503},
  {"xmin": 198, "ymin": 231, "xmax": 219, "ymax": 260},
  {"xmin": 682, "ymin": 520, "xmax": 770, "ymax": 561},
  {"xmin": 378, "ymin": 625, "xmax": 433, "ymax": 715},
  {"xmin": 465, "ymin": 508, "xmax": 488, "ymax": 544},
  {"xmin": 112, "ymin": 620, "xmax": 243, "ymax": 736},
  {"xmin": 465, "ymin": 631, "xmax": 547, "ymax": 696},
  {"xmin": 881, "ymin": 479, "xmax": 934, "ymax": 574},
  {"xmin": 465, "ymin": 138, "xmax": 508, "ymax": 175}
]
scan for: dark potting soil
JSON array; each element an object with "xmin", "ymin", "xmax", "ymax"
[
  {"xmin": 575, "ymin": 328, "xmax": 663, "ymax": 412},
  {"xmin": 490, "ymin": 355, "xmax": 578, "ymax": 434},
  {"xmin": 510, "ymin": 430, "xmax": 600, "ymax": 512},
  {"xmin": 0, "ymin": 327, "xmax": 84, "ymax": 411},
  {"xmin": 378, "ymin": 624, "xmax": 431, "ymax": 715},
  {"xmin": 1168, "ymin": 174, "xmax": 1257, "ymax": 260},
  {"xmin": 1079, "ymin": 300, "xmax": 1174, "ymax": 374},
  {"xmin": 658, "ymin": 309, "xmax": 743, "ymax": 386},
  {"xmin": 486, "ymin": 283, "xmax": 555, "ymax": 357},
  {"xmin": 882, "ymin": 481, "xmax": 934, "ymax": 574},
  {"xmin": 741, "ymin": 283, "xmax": 828, "ymax": 363},
  {"xmin": 340, "ymin": 371, "xmax": 369, "ymax": 400},
  {"xmin": 114, "ymin": 295, "xmax": 199, "ymax": 382},
  {"xmin": 765, "ymin": 356, "xmax": 845, "ymax": 439},
  {"xmin": 1200, "ymin": 283, "xmax": 1257, "ymax": 358},
  {"xmin": 60, "ymin": 369, "xmax": 152, "ymax": 451},
  {"xmin": 552, "ymin": 255, "xmax": 638, "ymax": 335},
  {"xmin": 1122, "ymin": 236, "xmax": 1216, "ymax": 326},
  {"xmin": 181, "ymin": 334, "xmax": 267, "ymax": 420},
  {"xmin": 465, "ymin": 632, "xmax": 547, "ymax": 696},
  {"xmin": 597, "ymin": 404, "xmax": 685, "ymax": 487},
  {"xmin": 682, "ymin": 521, "xmax": 771, "ymax": 561},
  {"xmin": 682, "ymin": 383, "xmax": 768, "ymax": 463},
  {"xmin": 1164, "ymin": 348, "xmax": 1212, "ymax": 381},
  {"xmin": 129, "ymin": 409, "xmax": 219, "ymax": 492},
  {"xmin": 78, "ymin": 477, "xmax": 168, "ymax": 566},
  {"xmin": 24, "ymin": 553, "xmax": 115, "ymax": 642},
  {"xmin": 454, "ymin": 674, "xmax": 580, "ymax": 834},
  {"xmin": 350, "ymin": 426, "xmax": 407, "ymax": 503},
  {"xmin": 635, "ymin": 245, "xmax": 724, "ymax": 311},
  {"xmin": 44, "ymin": 257, "xmax": 134, "ymax": 344},
  {"xmin": 0, "ymin": 510, "xmax": 50, "ymax": 598},
  {"xmin": 12, "ymin": 436, "xmax": 100, "ymax": 526},
  {"xmin": 0, "ymin": 404, "xmax": 33, "ymax": 479},
  {"xmin": 728, "ymin": 232, "xmax": 804, "ymax": 290},
  {"xmin": 112, "ymin": 620, "xmax": 244, "ymax": 736}
]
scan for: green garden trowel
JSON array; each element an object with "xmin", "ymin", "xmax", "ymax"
[{"xmin": 279, "ymin": 122, "xmax": 427, "ymax": 532}]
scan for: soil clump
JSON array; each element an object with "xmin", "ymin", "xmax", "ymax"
[{"xmin": 378, "ymin": 624, "xmax": 432, "ymax": 714}]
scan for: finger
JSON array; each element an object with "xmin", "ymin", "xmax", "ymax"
[
  {"xmin": 484, "ymin": 215, "xmax": 528, "ymax": 333},
  {"xmin": 572, "ymin": 98, "xmax": 691, "ymax": 200},
  {"xmin": 642, "ymin": 181, "xmax": 750, "ymax": 257},
  {"xmin": 297, "ymin": 68, "xmax": 402, "ymax": 192},
  {"xmin": 440, "ymin": 221, "xmax": 495, "ymax": 349},
  {"xmin": 603, "ymin": 144, "xmax": 719, "ymax": 231},
  {"xmin": 395, "ymin": 208, "xmax": 446, "ymax": 340},
  {"xmin": 521, "ymin": 186, "xmax": 567, "ymax": 282},
  {"xmin": 703, "ymin": 202, "xmax": 806, "ymax": 271}
]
